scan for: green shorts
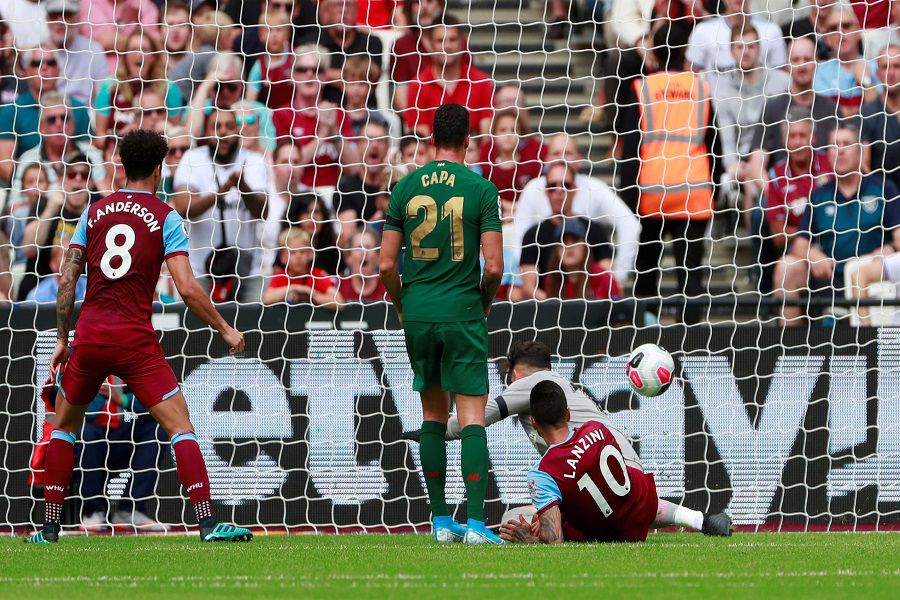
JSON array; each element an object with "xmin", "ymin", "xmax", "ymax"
[{"xmin": 402, "ymin": 319, "xmax": 489, "ymax": 396}]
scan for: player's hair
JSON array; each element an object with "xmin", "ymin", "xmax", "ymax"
[
  {"xmin": 530, "ymin": 380, "xmax": 568, "ymax": 427},
  {"xmin": 119, "ymin": 129, "xmax": 168, "ymax": 181},
  {"xmin": 507, "ymin": 340, "xmax": 552, "ymax": 372},
  {"xmin": 432, "ymin": 104, "xmax": 470, "ymax": 149}
]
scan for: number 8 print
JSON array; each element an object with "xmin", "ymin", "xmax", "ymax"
[{"xmin": 100, "ymin": 223, "xmax": 136, "ymax": 279}]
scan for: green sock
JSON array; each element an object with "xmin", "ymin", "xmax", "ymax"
[
  {"xmin": 419, "ymin": 420, "xmax": 449, "ymax": 518},
  {"xmin": 460, "ymin": 424, "xmax": 489, "ymax": 522}
]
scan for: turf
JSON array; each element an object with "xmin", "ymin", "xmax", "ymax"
[{"xmin": 0, "ymin": 533, "xmax": 897, "ymax": 599}]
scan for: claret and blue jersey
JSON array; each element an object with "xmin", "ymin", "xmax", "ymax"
[{"xmin": 69, "ymin": 189, "xmax": 190, "ymax": 350}]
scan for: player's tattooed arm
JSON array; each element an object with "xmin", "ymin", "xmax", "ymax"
[
  {"xmin": 56, "ymin": 246, "xmax": 86, "ymax": 341},
  {"xmin": 500, "ymin": 506, "xmax": 564, "ymax": 544}
]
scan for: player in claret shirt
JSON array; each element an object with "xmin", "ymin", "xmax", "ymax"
[
  {"xmin": 25, "ymin": 130, "xmax": 252, "ymax": 544},
  {"xmin": 500, "ymin": 381, "xmax": 733, "ymax": 543}
]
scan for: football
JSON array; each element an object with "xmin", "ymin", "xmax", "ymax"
[{"xmin": 626, "ymin": 343, "xmax": 675, "ymax": 397}]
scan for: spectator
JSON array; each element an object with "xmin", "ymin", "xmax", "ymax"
[
  {"xmin": 686, "ymin": 0, "xmax": 787, "ymax": 73},
  {"xmin": 0, "ymin": 47, "xmax": 91, "ymax": 181},
  {"xmin": 262, "ymin": 142, "xmax": 306, "ymax": 270},
  {"xmin": 160, "ymin": 125, "xmax": 192, "ymax": 203},
  {"xmin": 338, "ymin": 229, "xmax": 387, "ymax": 302},
  {"xmin": 391, "ymin": 0, "xmax": 446, "ymax": 110},
  {"xmin": 272, "ymin": 45, "xmax": 355, "ymax": 191},
  {"xmin": 0, "ymin": 0, "xmax": 49, "ymax": 48},
  {"xmin": 757, "ymin": 115, "xmax": 833, "ymax": 294},
  {"xmin": 300, "ymin": 0, "xmax": 384, "ymax": 104},
  {"xmin": 764, "ymin": 116, "xmax": 833, "ymax": 255},
  {"xmin": 46, "ymin": 0, "xmax": 108, "ymax": 106},
  {"xmin": 232, "ymin": 100, "xmax": 270, "ymax": 155},
  {"xmin": 24, "ymin": 235, "xmax": 86, "ymax": 303},
  {"xmin": 342, "ymin": 55, "xmax": 393, "ymax": 136},
  {"xmin": 161, "ymin": 0, "xmax": 192, "ymax": 67},
  {"xmin": 814, "ymin": 7, "xmax": 881, "ymax": 115},
  {"xmin": 712, "ymin": 24, "xmax": 789, "ymax": 214},
  {"xmin": 0, "ymin": 22, "xmax": 17, "ymax": 105},
  {"xmin": 187, "ymin": 54, "xmax": 275, "ymax": 145},
  {"xmin": 4, "ymin": 162, "xmax": 48, "ymax": 263},
  {"xmin": 397, "ymin": 135, "xmax": 433, "ymax": 173},
  {"xmin": 493, "ymin": 83, "xmax": 532, "ymax": 132},
  {"xmin": 519, "ymin": 162, "xmax": 613, "ymax": 300},
  {"xmin": 75, "ymin": 378, "xmax": 167, "ymax": 533},
  {"xmin": 516, "ymin": 133, "xmax": 640, "ymax": 284},
  {"xmin": 172, "ymin": 109, "xmax": 270, "ymax": 303},
  {"xmin": 79, "ymin": 0, "xmax": 160, "ymax": 61},
  {"xmin": 862, "ymin": 43, "xmax": 900, "ymax": 190},
  {"xmin": 19, "ymin": 151, "xmax": 93, "ymax": 300},
  {"xmin": 285, "ymin": 193, "xmax": 343, "ymax": 274},
  {"xmin": 774, "ymin": 125, "xmax": 900, "ymax": 326},
  {"xmin": 626, "ymin": 24, "xmax": 721, "ymax": 324},
  {"xmin": 0, "ymin": 229, "xmax": 10, "ymax": 302},
  {"xmin": 478, "ymin": 109, "xmax": 544, "ymax": 212},
  {"xmin": 93, "ymin": 34, "xmax": 183, "ymax": 146},
  {"xmin": 169, "ymin": 10, "xmax": 238, "ymax": 103},
  {"xmin": 541, "ymin": 220, "xmax": 622, "ymax": 300},
  {"xmin": 405, "ymin": 15, "xmax": 494, "ymax": 136},
  {"xmin": 230, "ymin": 0, "xmax": 318, "ymax": 60},
  {"xmin": 98, "ymin": 134, "xmax": 127, "ymax": 194},
  {"xmin": 784, "ymin": 0, "xmax": 837, "ymax": 45},
  {"xmin": 246, "ymin": 9, "xmax": 296, "ymax": 109},
  {"xmin": 749, "ymin": 36, "xmax": 840, "ymax": 178},
  {"xmin": 335, "ymin": 121, "xmax": 394, "ymax": 222},
  {"xmin": 263, "ymin": 228, "xmax": 345, "ymax": 308},
  {"xmin": 11, "ymin": 92, "xmax": 105, "ymax": 198},
  {"xmin": 134, "ymin": 89, "xmax": 171, "ymax": 133}
]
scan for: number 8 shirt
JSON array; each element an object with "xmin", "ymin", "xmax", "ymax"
[
  {"xmin": 528, "ymin": 420, "xmax": 659, "ymax": 542},
  {"xmin": 62, "ymin": 189, "xmax": 190, "ymax": 409}
]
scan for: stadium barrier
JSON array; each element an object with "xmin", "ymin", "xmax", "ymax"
[{"xmin": 1, "ymin": 302, "xmax": 898, "ymax": 531}]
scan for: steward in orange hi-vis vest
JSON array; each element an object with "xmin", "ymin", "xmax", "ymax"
[{"xmin": 633, "ymin": 71, "xmax": 714, "ymax": 219}]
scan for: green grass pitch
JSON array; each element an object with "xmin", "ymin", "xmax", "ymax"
[{"xmin": 1, "ymin": 533, "xmax": 897, "ymax": 599}]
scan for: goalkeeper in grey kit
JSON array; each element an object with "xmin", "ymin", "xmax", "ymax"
[{"xmin": 405, "ymin": 340, "xmax": 734, "ymax": 540}]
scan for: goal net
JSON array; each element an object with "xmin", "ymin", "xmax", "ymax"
[{"xmin": 1, "ymin": 0, "xmax": 899, "ymax": 533}]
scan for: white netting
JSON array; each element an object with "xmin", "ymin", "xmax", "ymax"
[{"xmin": 1, "ymin": 0, "xmax": 899, "ymax": 533}]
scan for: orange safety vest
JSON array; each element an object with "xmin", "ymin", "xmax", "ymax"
[{"xmin": 633, "ymin": 71, "xmax": 714, "ymax": 219}]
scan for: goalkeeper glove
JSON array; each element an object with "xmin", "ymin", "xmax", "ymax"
[{"xmin": 401, "ymin": 429, "xmax": 421, "ymax": 443}]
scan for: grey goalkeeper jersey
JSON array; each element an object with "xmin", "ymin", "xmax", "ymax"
[{"xmin": 446, "ymin": 370, "xmax": 641, "ymax": 468}]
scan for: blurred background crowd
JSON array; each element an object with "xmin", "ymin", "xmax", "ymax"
[{"xmin": 0, "ymin": 0, "xmax": 899, "ymax": 327}]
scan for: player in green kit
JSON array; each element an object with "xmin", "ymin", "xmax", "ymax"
[{"xmin": 380, "ymin": 104, "xmax": 504, "ymax": 544}]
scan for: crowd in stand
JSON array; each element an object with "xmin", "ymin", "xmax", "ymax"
[{"xmin": 0, "ymin": 0, "xmax": 899, "ymax": 326}]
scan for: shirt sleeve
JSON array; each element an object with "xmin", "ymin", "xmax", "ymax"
[
  {"xmin": 765, "ymin": 168, "xmax": 787, "ymax": 224},
  {"xmin": 93, "ymin": 80, "xmax": 113, "ymax": 117},
  {"xmin": 384, "ymin": 184, "xmax": 405, "ymax": 232},
  {"xmin": 247, "ymin": 60, "xmax": 263, "ymax": 94},
  {"xmin": 796, "ymin": 202, "xmax": 813, "ymax": 240},
  {"xmin": 528, "ymin": 467, "xmax": 562, "ymax": 513},
  {"xmin": 479, "ymin": 183, "xmax": 503, "ymax": 232},
  {"xmin": 70, "ymin": 209, "xmax": 89, "ymax": 250},
  {"xmin": 162, "ymin": 210, "xmax": 190, "ymax": 258},
  {"xmin": 0, "ymin": 103, "xmax": 16, "ymax": 138},
  {"xmin": 882, "ymin": 178, "xmax": 900, "ymax": 230}
]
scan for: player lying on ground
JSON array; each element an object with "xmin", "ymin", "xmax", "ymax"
[
  {"xmin": 499, "ymin": 380, "xmax": 733, "ymax": 543},
  {"xmin": 404, "ymin": 340, "xmax": 639, "ymax": 456},
  {"xmin": 380, "ymin": 103, "xmax": 505, "ymax": 544},
  {"xmin": 26, "ymin": 130, "xmax": 252, "ymax": 544}
]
